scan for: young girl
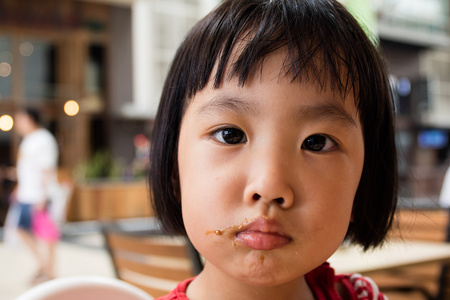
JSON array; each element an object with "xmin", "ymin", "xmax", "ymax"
[{"xmin": 149, "ymin": 0, "xmax": 397, "ymax": 299}]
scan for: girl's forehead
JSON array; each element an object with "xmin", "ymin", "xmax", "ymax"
[
  {"xmin": 218, "ymin": 44, "xmax": 353, "ymax": 96},
  {"xmin": 200, "ymin": 47, "xmax": 354, "ymax": 104},
  {"xmin": 189, "ymin": 50, "xmax": 359, "ymax": 120},
  {"xmin": 183, "ymin": 28, "xmax": 360, "ymax": 116}
]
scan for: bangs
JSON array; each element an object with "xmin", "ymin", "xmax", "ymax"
[{"xmin": 182, "ymin": 0, "xmax": 371, "ymax": 104}]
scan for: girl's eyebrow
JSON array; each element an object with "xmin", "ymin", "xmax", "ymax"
[
  {"xmin": 297, "ymin": 103, "xmax": 358, "ymax": 129},
  {"xmin": 195, "ymin": 95, "xmax": 259, "ymax": 116},
  {"xmin": 195, "ymin": 94, "xmax": 357, "ymax": 129}
]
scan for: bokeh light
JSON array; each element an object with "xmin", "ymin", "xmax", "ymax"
[
  {"xmin": 19, "ymin": 42, "xmax": 34, "ymax": 57},
  {"xmin": 0, "ymin": 114, "xmax": 13, "ymax": 131},
  {"xmin": 0, "ymin": 62, "xmax": 12, "ymax": 77},
  {"xmin": 64, "ymin": 100, "xmax": 80, "ymax": 116}
]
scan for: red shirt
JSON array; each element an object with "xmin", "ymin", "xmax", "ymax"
[{"xmin": 156, "ymin": 263, "xmax": 386, "ymax": 300}]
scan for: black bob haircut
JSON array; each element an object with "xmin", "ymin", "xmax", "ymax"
[{"xmin": 149, "ymin": 0, "xmax": 398, "ymax": 250}]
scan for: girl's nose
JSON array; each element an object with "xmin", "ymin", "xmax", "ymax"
[
  {"xmin": 251, "ymin": 193, "xmax": 289, "ymax": 206},
  {"xmin": 243, "ymin": 152, "xmax": 295, "ymax": 210}
]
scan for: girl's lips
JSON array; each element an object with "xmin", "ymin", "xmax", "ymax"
[{"xmin": 233, "ymin": 218, "xmax": 292, "ymax": 250}]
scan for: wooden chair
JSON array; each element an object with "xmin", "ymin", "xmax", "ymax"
[
  {"xmin": 437, "ymin": 207, "xmax": 450, "ymax": 300},
  {"xmin": 373, "ymin": 208, "xmax": 450, "ymax": 300},
  {"xmin": 103, "ymin": 228, "xmax": 203, "ymax": 298}
]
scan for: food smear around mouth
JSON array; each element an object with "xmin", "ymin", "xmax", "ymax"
[
  {"xmin": 259, "ymin": 255, "xmax": 265, "ymax": 264},
  {"xmin": 206, "ymin": 216, "xmax": 291, "ymax": 250},
  {"xmin": 205, "ymin": 217, "xmax": 254, "ymax": 237}
]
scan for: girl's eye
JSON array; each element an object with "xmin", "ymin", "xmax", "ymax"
[
  {"xmin": 302, "ymin": 134, "xmax": 337, "ymax": 152},
  {"xmin": 211, "ymin": 128, "xmax": 247, "ymax": 145}
]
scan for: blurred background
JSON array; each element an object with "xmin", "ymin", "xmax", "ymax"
[
  {"xmin": 0, "ymin": 0, "xmax": 449, "ymax": 299},
  {"xmin": 0, "ymin": 0, "xmax": 221, "ymax": 225}
]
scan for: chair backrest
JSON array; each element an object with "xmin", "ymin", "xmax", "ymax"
[
  {"xmin": 389, "ymin": 209, "xmax": 449, "ymax": 242},
  {"xmin": 103, "ymin": 229, "xmax": 203, "ymax": 298},
  {"xmin": 388, "ymin": 208, "xmax": 450, "ymax": 299}
]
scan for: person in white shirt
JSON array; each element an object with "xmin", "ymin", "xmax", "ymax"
[{"xmin": 13, "ymin": 107, "xmax": 59, "ymax": 284}]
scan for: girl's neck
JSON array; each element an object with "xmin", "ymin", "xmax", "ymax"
[{"xmin": 186, "ymin": 262, "xmax": 315, "ymax": 300}]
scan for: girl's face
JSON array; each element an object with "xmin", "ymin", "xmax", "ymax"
[{"xmin": 177, "ymin": 50, "xmax": 364, "ymax": 290}]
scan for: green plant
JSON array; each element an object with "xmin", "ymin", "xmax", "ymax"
[{"xmin": 75, "ymin": 150, "xmax": 123, "ymax": 181}]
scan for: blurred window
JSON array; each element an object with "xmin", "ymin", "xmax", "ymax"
[
  {"xmin": 21, "ymin": 39, "xmax": 56, "ymax": 103},
  {"xmin": 0, "ymin": 36, "xmax": 12, "ymax": 100}
]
